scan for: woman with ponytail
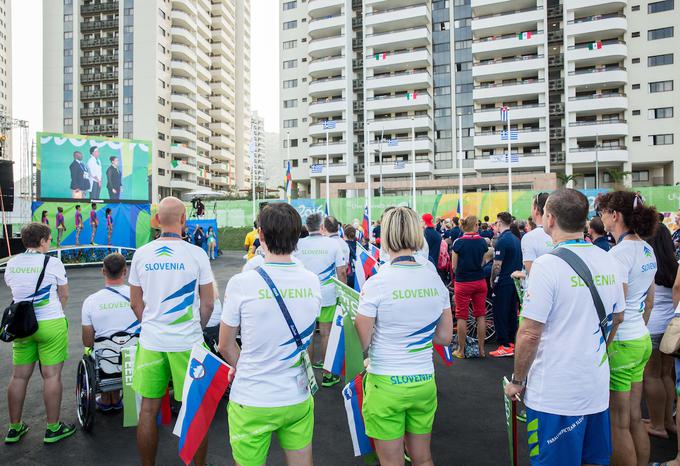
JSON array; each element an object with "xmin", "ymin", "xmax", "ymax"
[{"xmin": 597, "ymin": 191, "xmax": 658, "ymax": 466}]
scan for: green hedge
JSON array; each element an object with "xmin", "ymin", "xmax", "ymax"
[{"xmin": 218, "ymin": 227, "xmax": 253, "ymax": 251}]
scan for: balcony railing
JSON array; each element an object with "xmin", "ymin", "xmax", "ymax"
[
  {"xmin": 366, "ymin": 26, "xmax": 430, "ymax": 38},
  {"xmin": 476, "ymin": 151, "xmax": 546, "ymax": 159},
  {"xmin": 474, "ymin": 78, "xmax": 544, "ymax": 89},
  {"xmin": 569, "ymin": 145, "xmax": 627, "ymax": 152},
  {"xmin": 365, "ymin": 4, "xmax": 430, "ymax": 17},
  {"xmin": 370, "ymin": 114, "xmax": 432, "ymax": 123},
  {"xmin": 81, "ymin": 89, "xmax": 118, "ymax": 99},
  {"xmin": 309, "ymin": 76, "xmax": 346, "ymax": 85},
  {"xmin": 367, "ymin": 91, "xmax": 431, "ymax": 101},
  {"xmin": 569, "ymin": 119, "xmax": 626, "ymax": 126},
  {"xmin": 309, "ymin": 14, "xmax": 343, "ymax": 25},
  {"xmin": 568, "ymin": 66, "xmax": 626, "ymax": 76},
  {"xmin": 81, "ymin": 107, "xmax": 118, "ymax": 117},
  {"xmin": 81, "ymin": 2, "xmax": 119, "ymax": 14},
  {"xmin": 473, "ymin": 5, "xmax": 543, "ymax": 20},
  {"xmin": 309, "ymin": 97, "xmax": 345, "ymax": 106},
  {"xmin": 475, "ymin": 103, "xmax": 545, "ymax": 113},
  {"xmin": 473, "ymin": 30, "xmax": 543, "ymax": 44},
  {"xmin": 81, "ymin": 37, "xmax": 119, "ymax": 48},
  {"xmin": 308, "ymin": 34, "xmax": 344, "ymax": 44},
  {"xmin": 80, "ymin": 19, "xmax": 119, "ymax": 31},
  {"xmin": 309, "ymin": 119, "xmax": 346, "ymax": 126},
  {"xmin": 367, "ymin": 69, "xmax": 430, "ymax": 80},
  {"xmin": 81, "ymin": 72, "xmax": 118, "ymax": 83},
  {"xmin": 475, "ymin": 54, "xmax": 543, "ymax": 66},
  {"xmin": 309, "ymin": 54, "xmax": 345, "ymax": 64},
  {"xmin": 80, "ymin": 55, "xmax": 118, "ymax": 65},
  {"xmin": 568, "ymin": 92, "xmax": 626, "ymax": 101},
  {"xmin": 567, "ymin": 39, "xmax": 625, "ymax": 51},
  {"xmin": 477, "ymin": 127, "xmax": 545, "ymax": 136},
  {"xmin": 567, "ymin": 12, "xmax": 625, "ymax": 25},
  {"xmin": 309, "ymin": 140, "xmax": 347, "ymax": 147}
]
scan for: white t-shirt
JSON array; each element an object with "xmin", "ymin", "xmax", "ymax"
[
  {"xmin": 81, "ymin": 285, "xmax": 140, "ymax": 338},
  {"xmin": 358, "ymin": 263, "xmax": 450, "ymax": 376},
  {"xmin": 648, "ymin": 286, "xmax": 674, "ymax": 335},
  {"xmin": 330, "ymin": 234, "xmax": 350, "ymax": 266},
  {"xmin": 128, "ymin": 239, "xmax": 213, "ymax": 351},
  {"xmin": 521, "ymin": 226, "xmax": 553, "ymax": 265},
  {"xmin": 379, "ymin": 249, "xmax": 437, "ymax": 273},
  {"xmin": 294, "ymin": 233, "xmax": 345, "ymax": 307},
  {"xmin": 4, "ymin": 252, "xmax": 68, "ymax": 321},
  {"xmin": 243, "ymin": 254, "xmax": 302, "ymax": 272},
  {"xmin": 608, "ymin": 240, "xmax": 657, "ymax": 341},
  {"xmin": 222, "ymin": 263, "xmax": 321, "ymax": 407},
  {"xmin": 206, "ymin": 298, "xmax": 222, "ymax": 328},
  {"xmin": 87, "ymin": 156, "xmax": 102, "ymax": 183},
  {"xmin": 522, "ymin": 242, "xmax": 625, "ymax": 416}
]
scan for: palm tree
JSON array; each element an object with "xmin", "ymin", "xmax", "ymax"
[
  {"xmin": 605, "ymin": 169, "xmax": 632, "ymax": 190},
  {"xmin": 557, "ymin": 173, "xmax": 581, "ymax": 187}
]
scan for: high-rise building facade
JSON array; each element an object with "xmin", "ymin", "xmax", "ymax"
[
  {"xmin": 280, "ymin": 0, "xmax": 679, "ymax": 197},
  {"xmin": 44, "ymin": 0, "xmax": 251, "ymax": 202},
  {"xmin": 0, "ymin": 0, "xmax": 11, "ymax": 159},
  {"xmin": 250, "ymin": 111, "xmax": 266, "ymax": 189}
]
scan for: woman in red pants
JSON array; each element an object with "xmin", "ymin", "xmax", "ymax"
[{"xmin": 451, "ymin": 215, "xmax": 490, "ymax": 357}]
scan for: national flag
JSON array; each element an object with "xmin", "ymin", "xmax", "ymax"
[
  {"xmin": 342, "ymin": 372, "xmax": 375, "ymax": 456},
  {"xmin": 517, "ymin": 31, "xmax": 532, "ymax": 40},
  {"xmin": 323, "ymin": 306, "xmax": 346, "ymax": 376},
  {"xmin": 354, "ymin": 244, "xmax": 379, "ymax": 292},
  {"xmin": 500, "ymin": 130, "xmax": 518, "ymax": 141},
  {"xmin": 374, "ymin": 52, "xmax": 387, "ymax": 61},
  {"xmin": 285, "ymin": 161, "xmax": 292, "ymax": 203},
  {"xmin": 394, "ymin": 160, "xmax": 406, "ymax": 169},
  {"xmin": 500, "ymin": 106, "xmax": 509, "ymax": 122},
  {"xmin": 332, "ymin": 278, "xmax": 365, "ymax": 383},
  {"xmin": 388, "ymin": 138, "xmax": 399, "ymax": 147},
  {"xmin": 434, "ymin": 344, "xmax": 454, "ymax": 367},
  {"xmin": 587, "ymin": 40, "xmax": 603, "ymax": 50},
  {"xmin": 361, "ymin": 205, "xmax": 369, "ymax": 239},
  {"xmin": 368, "ymin": 243, "xmax": 381, "ymax": 263},
  {"xmin": 492, "ymin": 153, "xmax": 520, "ymax": 163},
  {"xmin": 405, "ymin": 91, "xmax": 418, "ymax": 100},
  {"xmin": 311, "ymin": 163, "xmax": 324, "ymax": 174},
  {"xmin": 173, "ymin": 344, "xmax": 232, "ymax": 465},
  {"xmin": 456, "ymin": 198, "xmax": 462, "ymax": 217},
  {"xmin": 323, "ymin": 120, "xmax": 336, "ymax": 130}
]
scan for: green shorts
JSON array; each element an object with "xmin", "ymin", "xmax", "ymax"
[
  {"xmin": 228, "ymin": 397, "xmax": 314, "ymax": 466},
  {"xmin": 318, "ymin": 304, "xmax": 336, "ymax": 324},
  {"xmin": 362, "ymin": 373, "xmax": 437, "ymax": 440},
  {"xmin": 609, "ymin": 334, "xmax": 652, "ymax": 392},
  {"xmin": 13, "ymin": 317, "xmax": 68, "ymax": 366},
  {"xmin": 132, "ymin": 346, "xmax": 191, "ymax": 401}
]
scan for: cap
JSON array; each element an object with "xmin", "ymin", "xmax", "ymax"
[{"xmin": 422, "ymin": 213, "xmax": 434, "ymax": 228}]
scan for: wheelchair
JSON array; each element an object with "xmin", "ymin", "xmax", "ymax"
[
  {"xmin": 76, "ymin": 331, "xmax": 139, "ymax": 432},
  {"xmin": 448, "ymin": 283, "xmax": 496, "ymax": 342}
]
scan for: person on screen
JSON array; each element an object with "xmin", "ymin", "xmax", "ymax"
[
  {"xmin": 90, "ymin": 203, "xmax": 98, "ymax": 245},
  {"xmin": 69, "ymin": 151, "xmax": 90, "ymax": 199},
  {"xmin": 87, "ymin": 146, "xmax": 103, "ymax": 200},
  {"xmin": 105, "ymin": 208, "xmax": 114, "ymax": 245},
  {"xmin": 106, "ymin": 156, "xmax": 122, "ymax": 200},
  {"xmin": 75, "ymin": 205, "xmax": 83, "ymax": 246},
  {"xmin": 41, "ymin": 210, "xmax": 49, "ymax": 226},
  {"xmin": 56, "ymin": 207, "xmax": 65, "ymax": 248}
]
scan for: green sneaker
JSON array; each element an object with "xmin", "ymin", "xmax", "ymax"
[
  {"xmin": 312, "ymin": 361, "xmax": 324, "ymax": 370},
  {"xmin": 43, "ymin": 421, "xmax": 76, "ymax": 444},
  {"xmin": 321, "ymin": 373, "xmax": 341, "ymax": 387},
  {"xmin": 5, "ymin": 423, "xmax": 29, "ymax": 444}
]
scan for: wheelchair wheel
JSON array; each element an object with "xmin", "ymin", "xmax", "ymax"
[
  {"xmin": 466, "ymin": 299, "xmax": 495, "ymax": 342},
  {"xmin": 76, "ymin": 357, "xmax": 97, "ymax": 432}
]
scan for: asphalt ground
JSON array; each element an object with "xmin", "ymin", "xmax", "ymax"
[{"xmin": 0, "ymin": 251, "xmax": 677, "ymax": 465}]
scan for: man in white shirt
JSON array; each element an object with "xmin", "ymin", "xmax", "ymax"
[
  {"xmin": 323, "ymin": 216, "xmax": 349, "ymax": 277},
  {"xmin": 521, "ymin": 192, "xmax": 553, "ymax": 276},
  {"xmin": 294, "ymin": 212, "xmax": 346, "ymax": 388},
  {"xmin": 129, "ymin": 197, "xmax": 214, "ymax": 466},
  {"xmin": 81, "ymin": 253, "xmax": 140, "ymax": 412},
  {"xmin": 86, "ymin": 146, "xmax": 103, "ymax": 199},
  {"xmin": 505, "ymin": 189, "xmax": 625, "ymax": 466}
]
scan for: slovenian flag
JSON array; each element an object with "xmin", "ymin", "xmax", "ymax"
[
  {"xmin": 434, "ymin": 344, "xmax": 454, "ymax": 367},
  {"xmin": 362, "ymin": 205, "xmax": 370, "ymax": 239},
  {"xmin": 323, "ymin": 307, "xmax": 345, "ymax": 376},
  {"xmin": 354, "ymin": 245, "xmax": 379, "ymax": 292},
  {"xmin": 174, "ymin": 344, "xmax": 232, "ymax": 465},
  {"xmin": 368, "ymin": 243, "xmax": 381, "ymax": 263},
  {"xmin": 405, "ymin": 91, "xmax": 418, "ymax": 100},
  {"xmin": 342, "ymin": 372, "xmax": 375, "ymax": 456},
  {"xmin": 588, "ymin": 40, "xmax": 603, "ymax": 50},
  {"xmin": 517, "ymin": 31, "xmax": 532, "ymax": 40}
]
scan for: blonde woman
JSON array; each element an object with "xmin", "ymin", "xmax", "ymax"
[{"xmin": 356, "ymin": 206, "xmax": 453, "ymax": 466}]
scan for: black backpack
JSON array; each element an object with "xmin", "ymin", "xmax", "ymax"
[{"xmin": 1, "ymin": 256, "xmax": 50, "ymax": 342}]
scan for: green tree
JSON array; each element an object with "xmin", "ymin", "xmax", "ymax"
[
  {"xmin": 557, "ymin": 173, "xmax": 581, "ymax": 187},
  {"xmin": 605, "ymin": 169, "xmax": 632, "ymax": 190}
]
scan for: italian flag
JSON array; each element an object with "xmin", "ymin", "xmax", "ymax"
[
  {"xmin": 518, "ymin": 31, "xmax": 532, "ymax": 40},
  {"xmin": 405, "ymin": 91, "xmax": 418, "ymax": 100},
  {"xmin": 588, "ymin": 41, "xmax": 603, "ymax": 50},
  {"xmin": 375, "ymin": 52, "xmax": 387, "ymax": 61}
]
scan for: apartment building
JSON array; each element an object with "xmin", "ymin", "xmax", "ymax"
[
  {"xmin": 0, "ymin": 0, "xmax": 11, "ymax": 159},
  {"xmin": 250, "ymin": 111, "xmax": 266, "ymax": 188},
  {"xmin": 43, "ymin": 0, "xmax": 251, "ymax": 202}
]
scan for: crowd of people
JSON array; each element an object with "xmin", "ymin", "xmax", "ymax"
[{"xmin": 3, "ymin": 192, "xmax": 680, "ymax": 466}]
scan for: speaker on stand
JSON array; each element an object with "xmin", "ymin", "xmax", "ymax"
[{"xmin": 0, "ymin": 159, "xmax": 16, "ymax": 258}]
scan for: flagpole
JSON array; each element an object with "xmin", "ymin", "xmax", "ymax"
[
  {"xmin": 507, "ymin": 110, "xmax": 513, "ymax": 214},
  {"xmin": 286, "ymin": 130, "xmax": 291, "ymax": 202},
  {"xmin": 411, "ymin": 116, "xmax": 416, "ymax": 212},
  {"xmin": 379, "ymin": 126, "xmax": 384, "ymax": 197},
  {"xmin": 325, "ymin": 128, "xmax": 330, "ymax": 214},
  {"xmin": 362, "ymin": 6, "xmax": 371, "ymax": 223},
  {"xmin": 457, "ymin": 112, "xmax": 464, "ymax": 218},
  {"xmin": 251, "ymin": 144, "xmax": 256, "ymax": 222},
  {"xmin": 366, "ymin": 122, "xmax": 372, "ymax": 222}
]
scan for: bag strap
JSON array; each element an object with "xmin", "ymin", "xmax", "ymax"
[
  {"xmin": 31, "ymin": 255, "xmax": 51, "ymax": 304},
  {"xmin": 105, "ymin": 287, "xmax": 130, "ymax": 302},
  {"xmin": 255, "ymin": 266, "xmax": 303, "ymax": 349},
  {"xmin": 549, "ymin": 247, "xmax": 608, "ymax": 341}
]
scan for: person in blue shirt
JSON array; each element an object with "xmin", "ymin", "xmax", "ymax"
[
  {"xmin": 447, "ymin": 217, "xmax": 462, "ymax": 241},
  {"xmin": 489, "ymin": 211, "xmax": 523, "ymax": 358},
  {"xmin": 588, "ymin": 216, "xmax": 611, "ymax": 252},
  {"xmin": 478, "ymin": 222, "xmax": 494, "ymax": 239},
  {"xmin": 422, "ymin": 213, "xmax": 442, "ymax": 266}
]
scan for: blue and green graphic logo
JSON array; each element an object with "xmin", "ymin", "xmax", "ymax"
[
  {"xmin": 643, "ymin": 246, "xmax": 653, "ymax": 258},
  {"xmin": 155, "ymin": 246, "xmax": 173, "ymax": 257}
]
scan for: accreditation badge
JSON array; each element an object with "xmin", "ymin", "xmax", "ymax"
[{"xmin": 300, "ymin": 349, "xmax": 319, "ymax": 396}]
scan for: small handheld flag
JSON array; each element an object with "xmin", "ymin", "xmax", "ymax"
[
  {"xmin": 354, "ymin": 244, "xmax": 379, "ymax": 292},
  {"xmin": 323, "ymin": 307, "xmax": 346, "ymax": 376},
  {"xmin": 342, "ymin": 372, "xmax": 375, "ymax": 456},
  {"xmin": 434, "ymin": 344, "xmax": 454, "ymax": 367},
  {"xmin": 361, "ymin": 205, "xmax": 370, "ymax": 239}
]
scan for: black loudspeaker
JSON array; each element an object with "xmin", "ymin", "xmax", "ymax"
[{"xmin": 0, "ymin": 159, "xmax": 13, "ymax": 212}]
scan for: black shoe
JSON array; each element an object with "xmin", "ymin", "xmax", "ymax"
[
  {"xmin": 5, "ymin": 423, "xmax": 29, "ymax": 444},
  {"xmin": 322, "ymin": 373, "xmax": 341, "ymax": 387},
  {"xmin": 43, "ymin": 422, "xmax": 76, "ymax": 444}
]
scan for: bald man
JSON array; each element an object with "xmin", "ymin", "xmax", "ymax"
[{"xmin": 129, "ymin": 196, "xmax": 214, "ymax": 466}]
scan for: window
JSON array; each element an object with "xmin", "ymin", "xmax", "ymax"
[
  {"xmin": 158, "ymin": 115, "xmax": 166, "ymax": 123},
  {"xmin": 632, "ymin": 110, "xmax": 641, "ymax": 115},
  {"xmin": 650, "ymin": 134, "xmax": 673, "ymax": 145},
  {"xmin": 632, "ymin": 32, "xmax": 640, "ymax": 37},
  {"xmin": 631, "ymin": 171, "xmax": 649, "ymax": 182},
  {"xmin": 648, "ymin": 54, "xmax": 674, "ymax": 66},
  {"xmin": 632, "ymin": 5, "xmax": 640, "ymax": 11},
  {"xmin": 282, "ymin": 1, "xmax": 297, "ymax": 10},
  {"xmin": 649, "ymin": 107, "xmax": 674, "ymax": 119},
  {"xmin": 648, "ymin": 27, "xmax": 674, "ymax": 40},
  {"xmin": 283, "ymin": 119, "xmax": 298, "ymax": 128},
  {"xmin": 434, "ymin": 43, "xmax": 450, "ymax": 53},
  {"xmin": 282, "ymin": 59, "xmax": 297, "ymax": 69},
  {"xmin": 282, "ymin": 20, "xmax": 297, "ymax": 30},
  {"xmin": 283, "ymin": 139, "xmax": 298, "ymax": 148},
  {"xmin": 649, "ymin": 0, "xmax": 674, "ymax": 13},
  {"xmin": 283, "ymin": 79, "xmax": 298, "ymax": 88},
  {"xmin": 649, "ymin": 80, "xmax": 673, "ymax": 92},
  {"xmin": 158, "ymin": 168, "xmax": 166, "ymax": 176},
  {"xmin": 282, "ymin": 40, "xmax": 297, "ymax": 49},
  {"xmin": 157, "ymin": 132, "xmax": 166, "ymax": 141},
  {"xmin": 283, "ymin": 99, "xmax": 298, "ymax": 108},
  {"xmin": 632, "ymin": 136, "xmax": 641, "ymax": 142},
  {"xmin": 632, "ymin": 84, "xmax": 640, "ymax": 89},
  {"xmin": 632, "ymin": 58, "xmax": 640, "ymax": 64},
  {"xmin": 158, "ymin": 150, "xmax": 166, "ymax": 159}
]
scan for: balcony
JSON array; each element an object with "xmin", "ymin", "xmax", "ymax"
[
  {"xmin": 472, "ymin": 6, "xmax": 544, "ymax": 36},
  {"xmin": 368, "ymin": 136, "xmax": 433, "ymax": 154},
  {"xmin": 472, "ymin": 31, "xmax": 544, "ymax": 58},
  {"xmin": 472, "ymin": 0, "xmax": 536, "ymax": 15},
  {"xmin": 567, "ymin": 66, "xmax": 627, "ymax": 88},
  {"xmin": 309, "ymin": 119, "xmax": 348, "ymax": 136},
  {"xmin": 308, "ymin": 55, "xmax": 345, "ymax": 77},
  {"xmin": 566, "ymin": 0, "xmax": 628, "ymax": 13},
  {"xmin": 170, "ymin": 179, "xmax": 197, "ymax": 191},
  {"xmin": 80, "ymin": 54, "xmax": 118, "ymax": 66},
  {"xmin": 566, "ymin": 13, "xmax": 627, "ymax": 40},
  {"xmin": 364, "ymin": 4, "xmax": 430, "ymax": 31},
  {"xmin": 367, "ymin": 115, "xmax": 431, "ymax": 132},
  {"xmin": 209, "ymin": 134, "xmax": 231, "ymax": 148},
  {"xmin": 473, "ymin": 104, "xmax": 546, "ymax": 124},
  {"xmin": 308, "ymin": 97, "xmax": 346, "ymax": 116},
  {"xmin": 171, "ymin": 144, "xmax": 195, "ymax": 158},
  {"xmin": 473, "ymin": 152, "xmax": 549, "ymax": 171},
  {"xmin": 209, "ymin": 121, "xmax": 231, "ymax": 136},
  {"xmin": 80, "ymin": 106, "xmax": 118, "ymax": 117},
  {"xmin": 309, "ymin": 163, "xmax": 350, "ymax": 178},
  {"xmin": 171, "ymin": 43, "xmax": 194, "ymax": 62},
  {"xmin": 171, "ymin": 76, "xmax": 196, "ymax": 94},
  {"xmin": 567, "ymin": 146, "xmax": 628, "ymax": 164},
  {"xmin": 473, "ymin": 55, "xmax": 544, "ymax": 80},
  {"xmin": 308, "ymin": 35, "xmax": 345, "ymax": 59},
  {"xmin": 81, "ymin": 89, "xmax": 118, "ymax": 100},
  {"xmin": 80, "ymin": 72, "xmax": 118, "ymax": 83},
  {"xmin": 566, "ymin": 40, "xmax": 627, "ymax": 65},
  {"xmin": 171, "ymin": 93, "xmax": 195, "ymax": 109},
  {"xmin": 368, "ymin": 158, "xmax": 434, "ymax": 176},
  {"xmin": 365, "ymin": 47, "xmax": 430, "ymax": 72},
  {"xmin": 365, "ymin": 26, "xmax": 430, "ymax": 49},
  {"xmin": 366, "ymin": 70, "xmax": 430, "ymax": 92},
  {"xmin": 308, "ymin": 76, "xmax": 346, "ymax": 97},
  {"xmin": 309, "ymin": 141, "xmax": 347, "ymax": 157},
  {"xmin": 366, "ymin": 92, "xmax": 431, "ymax": 112},
  {"xmin": 308, "ymin": 0, "xmax": 344, "ymax": 18},
  {"xmin": 172, "ymin": 60, "xmax": 196, "ymax": 78},
  {"xmin": 173, "ymin": 0, "xmax": 197, "ymax": 16},
  {"xmin": 568, "ymin": 119, "xmax": 628, "ymax": 138},
  {"xmin": 80, "ymin": 124, "xmax": 118, "ymax": 134},
  {"xmin": 172, "ymin": 9, "xmax": 196, "ymax": 31},
  {"xmin": 568, "ymin": 93, "xmax": 627, "ymax": 114},
  {"xmin": 308, "ymin": 14, "xmax": 344, "ymax": 39},
  {"xmin": 474, "ymin": 127, "xmax": 548, "ymax": 148},
  {"xmin": 171, "ymin": 126, "xmax": 196, "ymax": 142},
  {"xmin": 80, "ymin": 37, "xmax": 118, "ymax": 48},
  {"xmin": 211, "ymin": 162, "xmax": 228, "ymax": 173},
  {"xmin": 80, "ymin": 19, "xmax": 119, "ymax": 32},
  {"xmin": 172, "ymin": 161, "xmax": 197, "ymax": 175},
  {"xmin": 170, "ymin": 110, "xmax": 196, "ymax": 127},
  {"xmin": 473, "ymin": 78, "xmax": 545, "ymax": 103},
  {"xmin": 81, "ymin": 2, "xmax": 119, "ymax": 15}
]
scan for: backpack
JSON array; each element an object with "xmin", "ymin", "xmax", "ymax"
[{"xmin": 437, "ymin": 239, "xmax": 451, "ymax": 272}]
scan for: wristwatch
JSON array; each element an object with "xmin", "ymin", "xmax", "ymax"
[{"xmin": 511, "ymin": 374, "xmax": 527, "ymax": 387}]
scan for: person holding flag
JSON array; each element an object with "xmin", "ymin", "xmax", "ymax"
[
  {"xmin": 219, "ymin": 203, "xmax": 321, "ymax": 466},
  {"xmin": 128, "ymin": 196, "xmax": 215, "ymax": 466},
  {"xmin": 355, "ymin": 206, "xmax": 453, "ymax": 466}
]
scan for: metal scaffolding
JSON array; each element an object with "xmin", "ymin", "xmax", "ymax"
[{"xmin": 0, "ymin": 111, "xmax": 32, "ymax": 224}]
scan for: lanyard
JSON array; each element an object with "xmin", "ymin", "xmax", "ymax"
[
  {"xmin": 391, "ymin": 255, "xmax": 416, "ymax": 265},
  {"xmin": 105, "ymin": 287, "xmax": 130, "ymax": 302},
  {"xmin": 618, "ymin": 231, "xmax": 632, "ymax": 244},
  {"xmin": 160, "ymin": 233, "xmax": 182, "ymax": 239},
  {"xmin": 555, "ymin": 239, "xmax": 587, "ymax": 248},
  {"xmin": 255, "ymin": 267, "xmax": 303, "ymax": 349}
]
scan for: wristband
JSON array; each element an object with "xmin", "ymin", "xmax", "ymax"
[{"xmin": 511, "ymin": 374, "xmax": 526, "ymax": 387}]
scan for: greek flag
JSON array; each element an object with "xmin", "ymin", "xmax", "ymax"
[
  {"xmin": 394, "ymin": 160, "xmax": 407, "ymax": 169},
  {"xmin": 388, "ymin": 138, "xmax": 399, "ymax": 147},
  {"xmin": 311, "ymin": 164, "xmax": 324, "ymax": 174},
  {"xmin": 323, "ymin": 120, "xmax": 337, "ymax": 130},
  {"xmin": 500, "ymin": 130, "xmax": 518, "ymax": 141},
  {"xmin": 492, "ymin": 153, "xmax": 520, "ymax": 163},
  {"xmin": 500, "ymin": 106, "xmax": 509, "ymax": 121}
]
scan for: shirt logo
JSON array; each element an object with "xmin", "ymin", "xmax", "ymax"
[
  {"xmin": 155, "ymin": 246, "xmax": 173, "ymax": 257},
  {"xmin": 643, "ymin": 246, "xmax": 653, "ymax": 258}
]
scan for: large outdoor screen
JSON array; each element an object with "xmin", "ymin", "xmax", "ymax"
[{"xmin": 37, "ymin": 132, "xmax": 151, "ymax": 203}]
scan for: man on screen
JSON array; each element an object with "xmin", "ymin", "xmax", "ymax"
[
  {"xmin": 87, "ymin": 146, "xmax": 103, "ymax": 199},
  {"xmin": 69, "ymin": 151, "xmax": 90, "ymax": 199},
  {"xmin": 106, "ymin": 156, "xmax": 122, "ymax": 200}
]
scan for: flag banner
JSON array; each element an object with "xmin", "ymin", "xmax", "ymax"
[
  {"xmin": 332, "ymin": 278, "xmax": 365, "ymax": 383},
  {"xmin": 502, "ymin": 377, "xmax": 519, "ymax": 466},
  {"xmin": 368, "ymin": 243, "xmax": 381, "ymax": 263},
  {"xmin": 362, "ymin": 205, "xmax": 370, "ymax": 240},
  {"xmin": 323, "ymin": 120, "xmax": 337, "ymax": 130},
  {"xmin": 388, "ymin": 139, "xmax": 399, "ymax": 147},
  {"xmin": 374, "ymin": 52, "xmax": 387, "ymax": 61},
  {"xmin": 434, "ymin": 344, "xmax": 454, "ymax": 367},
  {"xmin": 354, "ymin": 244, "xmax": 379, "ymax": 292},
  {"xmin": 517, "ymin": 31, "xmax": 533, "ymax": 40},
  {"xmin": 122, "ymin": 346, "xmax": 141, "ymax": 427},
  {"xmin": 342, "ymin": 372, "xmax": 375, "ymax": 456},
  {"xmin": 394, "ymin": 160, "xmax": 407, "ymax": 169},
  {"xmin": 323, "ymin": 305, "xmax": 346, "ymax": 376},
  {"xmin": 588, "ymin": 40, "xmax": 603, "ymax": 50},
  {"xmin": 405, "ymin": 91, "xmax": 418, "ymax": 100},
  {"xmin": 174, "ymin": 344, "xmax": 232, "ymax": 465},
  {"xmin": 311, "ymin": 164, "xmax": 324, "ymax": 174},
  {"xmin": 500, "ymin": 106, "xmax": 509, "ymax": 122},
  {"xmin": 171, "ymin": 159, "xmax": 179, "ymax": 168},
  {"xmin": 500, "ymin": 130, "xmax": 519, "ymax": 141},
  {"xmin": 285, "ymin": 161, "xmax": 292, "ymax": 203},
  {"xmin": 491, "ymin": 153, "xmax": 520, "ymax": 163}
]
